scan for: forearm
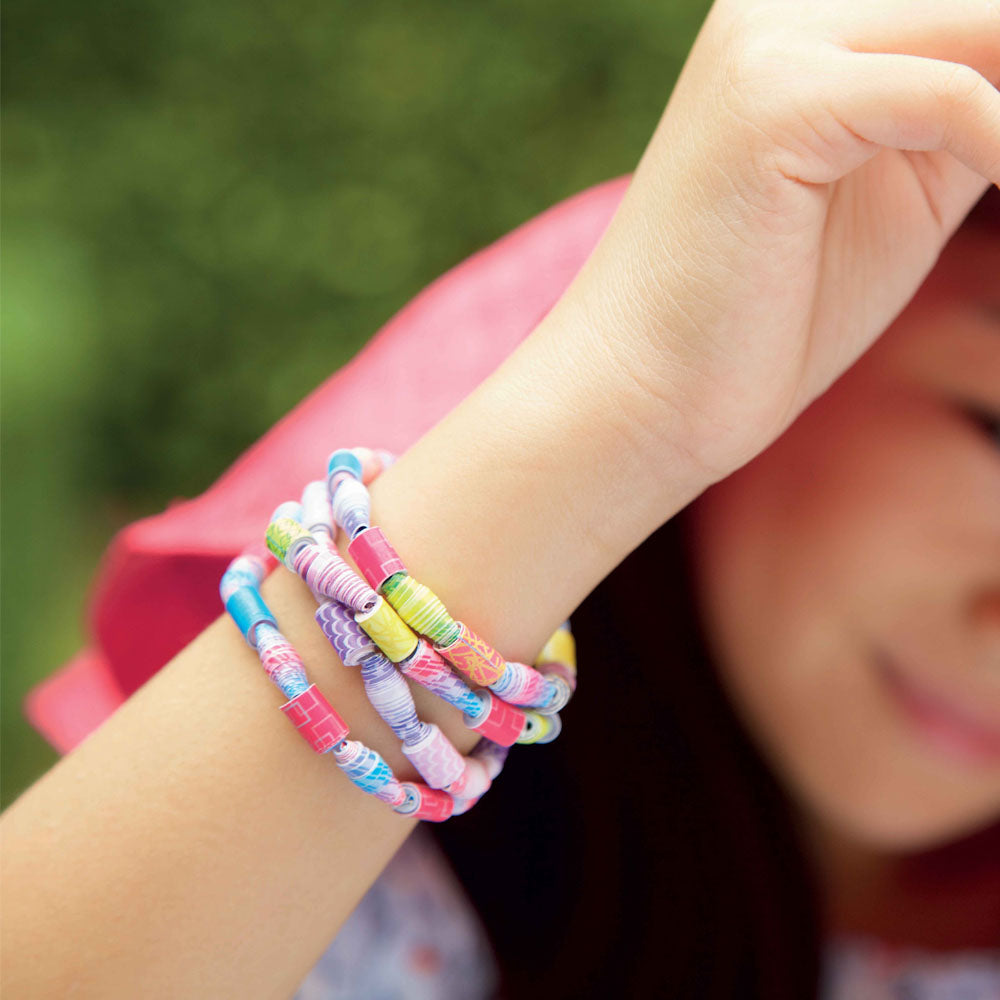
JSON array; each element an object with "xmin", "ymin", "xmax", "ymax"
[{"xmin": 0, "ymin": 309, "xmax": 707, "ymax": 999}]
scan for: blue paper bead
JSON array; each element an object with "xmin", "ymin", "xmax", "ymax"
[
  {"xmin": 271, "ymin": 501, "xmax": 303, "ymax": 524},
  {"xmin": 327, "ymin": 449, "xmax": 363, "ymax": 481},
  {"xmin": 225, "ymin": 586, "xmax": 277, "ymax": 644}
]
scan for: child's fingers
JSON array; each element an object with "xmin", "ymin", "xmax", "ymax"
[
  {"xmin": 774, "ymin": 51, "xmax": 1000, "ymax": 190},
  {"xmin": 835, "ymin": 0, "xmax": 1000, "ymax": 76}
]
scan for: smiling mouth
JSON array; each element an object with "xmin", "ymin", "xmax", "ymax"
[{"xmin": 876, "ymin": 651, "xmax": 1000, "ymax": 768}]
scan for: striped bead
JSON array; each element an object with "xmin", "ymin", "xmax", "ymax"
[
  {"xmin": 333, "ymin": 740, "xmax": 395, "ymax": 795},
  {"xmin": 359, "ymin": 652, "xmax": 424, "ymax": 744},
  {"xmin": 290, "ymin": 543, "xmax": 377, "ymax": 612},
  {"xmin": 381, "ymin": 573, "xmax": 460, "ymax": 646}
]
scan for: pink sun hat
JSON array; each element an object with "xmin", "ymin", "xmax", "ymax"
[{"xmin": 24, "ymin": 176, "xmax": 630, "ymax": 755}]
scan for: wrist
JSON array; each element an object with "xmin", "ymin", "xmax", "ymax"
[{"xmin": 354, "ymin": 305, "xmax": 712, "ymax": 667}]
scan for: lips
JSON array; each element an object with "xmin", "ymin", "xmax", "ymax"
[{"xmin": 877, "ymin": 651, "xmax": 1000, "ymax": 767}]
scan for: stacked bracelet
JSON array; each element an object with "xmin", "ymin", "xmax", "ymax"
[{"xmin": 220, "ymin": 446, "xmax": 576, "ymax": 822}]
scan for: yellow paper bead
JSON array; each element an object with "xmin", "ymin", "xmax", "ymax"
[
  {"xmin": 381, "ymin": 573, "xmax": 460, "ymax": 647},
  {"xmin": 355, "ymin": 596, "xmax": 419, "ymax": 663},
  {"xmin": 516, "ymin": 710, "xmax": 561, "ymax": 745},
  {"xmin": 534, "ymin": 624, "xmax": 576, "ymax": 674}
]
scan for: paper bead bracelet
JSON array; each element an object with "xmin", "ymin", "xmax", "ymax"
[
  {"xmin": 220, "ymin": 445, "xmax": 577, "ymax": 822},
  {"xmin": 220, "ymin": 548, "xmax": 500, "ymax": 820}
]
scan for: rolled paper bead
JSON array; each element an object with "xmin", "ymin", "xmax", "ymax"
[
  {"xmin": 398, "ymin": 640, "xmax": 482, "ymax": 717},
  {"xmin": 272, "ymin": 500, "xmax": 303, "ymax": 524},
  {"xmin": 245, "ymin": 542, "xmax": 278, "ymax": 578},
  {"xmin": 373, "ymin": 777, "xmax": 408, "ymax": 809},
  {"xmin": 224, "ymin": 586, "xmax": 277, "ymax": 645},
  {"xmin": 463, "ymin": 691, "xmax": 526, "ymax": 748},
  {"xmin": 266, "ymin": 517, "xmax": 314, "ymax": 566},
  {"xmin": 517, "ymin": 710, "xmax": 562, "ymax": 745},
  {"xmin": 359, "ymin": 653, "xmax": 424, "ymax": 744},
  {"xmin": 316, "ymin": 600, "xmax": 376, "ymax": 666},
  {"xmin": 333, "ymin": 739, "xmax": 396, "ymax": 795},
  {"xmin": 300, "ymin": 480, "xmax": 335, "ymax": 539},
  {"xmin": 280, "ymin": 684, "xmax": 349, "ymax": 753},
  {"xmin": 450, "ymin": 796, "xmax": 481, "ymax": 817},
  {"xmin": 535, "ymin": 622, "xmax": 576, "ymax": 674},
  {"xmin": 351, "ymin": 446, "xmax": 383, "ymax": 484},
  {"xmin": 348, "ymin": 527, "xmax": 406, "ymax": 591},
  {"xmin": 355, "ymin": 597, "xmax": 419, "ymax": 663},
  {"xmin": 254, "ymin": 623, "xmax": 310, "ymax": 698},
  {"xmin": 445, "ymin": 757, "xmax": 491, "ymax": 800},
  {"xmin": 220, "ymin": 554, "xmax": 268, "ymax": 602},
  {"xmin": 327, "ymin": 448, "xmax": 363, "ymax": 486},
  {"xmin": 537, "ymin": 660, "xmax": 577, "ymax": 695},
  {"xmin": 330, "ymin": 477, "xmax": 370, "ymax": 539},
  {"xmin": 381, "ymin": 573, "xmax": 460, "ymax": 647},
  {"xmin": 488, "ymin": 660, "xmax": 556, "ymax": 709},
  {"xmin": 471, "ymin": 738, "xmax": 509, "ymax": 781},
  {"xmin": 290, "ymin": 542, "xmax": 378, "ymax": 612},
  {"xmin": 401, "ymin": 722, "xmax": 465, "ymax": 789},
  {"xmin": 435, "ymin": 622, "xmax": 506, "ymax": 686},
  {"xmin": 535, "ymin": 672, "xmax": 572, "ymax": 715},
  {"xmin": 396, "ymin": 782, "xmax": 454, "ymax": 822}
]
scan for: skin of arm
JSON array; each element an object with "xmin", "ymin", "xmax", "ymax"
[{"xmin": 0, "ymin": 314, "xmax": 707, "ymax": 999}]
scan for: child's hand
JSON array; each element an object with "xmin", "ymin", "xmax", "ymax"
[{"xmin": 554, "ymin": 0, "xmax": 1000, "ymax": 485}]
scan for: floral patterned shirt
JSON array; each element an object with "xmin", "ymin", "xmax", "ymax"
[{"xmin": 295, "ymin": 831, "xmax": 1000, "ymax": 1000}]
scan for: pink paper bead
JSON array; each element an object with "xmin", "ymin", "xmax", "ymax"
[
  {"xmin": 280, "ymin": 684, "xmax": 349, "ymax": 753},
  {"xmin": 401, "ymin": 783, "xmax": 455, "ymax": 822},
  {"xmin": 471, "ymin": 739, "xmax": 509, "ymax": 780},
  {"xmin": 401, "ymin": 722, "xmax": 465, "ymax": 789},
  {"xmin": 290, "ymin": 543, "xmax": 377, "ymax": 612},
  {"xmin": 446, "ymin": 757, "xmax": 491, "ymax": 799},
  {"xmin": 353, "ymin": 446, "xmax": 384, "ymax": 484},
  {"xmin": 436, "ymin": 622, "xmax": 507, "ymax": 685},
  {"xmin": 464, "ymin": 691, "xmax": 526, "ymax": 747},
  {"xmin": 348, "ymin": 526, "xmax": 406, "ymax": 591}
]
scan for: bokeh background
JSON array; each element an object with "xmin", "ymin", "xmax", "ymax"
[{"xmin": 2, "ymin": 0, "xmax": 710, "ymax": 807}]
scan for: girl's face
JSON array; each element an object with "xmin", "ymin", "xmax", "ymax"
[{"xmin": 688, "ymin": 225, "xmax": 1000, "ymax": 851}]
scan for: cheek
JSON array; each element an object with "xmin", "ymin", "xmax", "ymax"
[{"xmin": 687, "ymin": 389, "xmax": 1000, "ymax": 850}]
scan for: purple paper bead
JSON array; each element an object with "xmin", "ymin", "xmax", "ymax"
[
  {"xmin": 316, "ymin": 601, "xmax": 377, "ymax": 665},
  {"xmin": 359, "ymin": 652, "xmax": 425, "ymax": 745}
]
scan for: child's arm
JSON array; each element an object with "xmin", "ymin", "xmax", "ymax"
[
  {"xmin": 0, "ymin": 322, "xmax": 708, "ymax": 999},
  {"xmin": 2, "ymin": 1, "xmax": 998, "ymax": 995}
]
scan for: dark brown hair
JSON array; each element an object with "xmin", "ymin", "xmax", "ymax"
[{"xmin": 434, "ymin": 510, "xmax": 822, "ymax": 998}]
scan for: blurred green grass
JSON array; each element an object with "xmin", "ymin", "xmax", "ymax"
[{"xmin": 1, "ymin": 0, "xmax": 708, "ymax": 807}]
